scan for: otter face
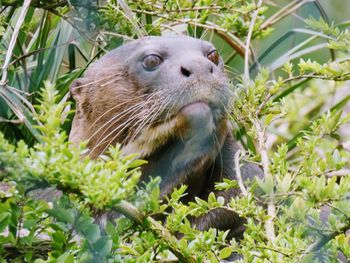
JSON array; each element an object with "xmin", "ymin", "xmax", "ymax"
[
  {"xmin": 124, "ymin": 36, "xmax": 230, "ymax": 121},
  {"xmin": 69, "ymin": 37, "xmax": 260, "ymax": 238},
  {"xmin": 69, "ymin": 36, "xmax": 230, "ymax": 163}
]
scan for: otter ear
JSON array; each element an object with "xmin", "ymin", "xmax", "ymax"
[{"xmin": 70, "ymin": 78, "xmax": 85, "ymax": 100}]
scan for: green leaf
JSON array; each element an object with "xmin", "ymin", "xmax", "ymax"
[
  {"xmin": 93, "ymin": 236, "xmax": 112, "ymax": 257},
  {"xmin": 279, "ymin": 173, "xmax": 291, "ymax": 193},
  {"xmin": 219, "ymin": 246, "xmax": 233, "ymax": 259},
  {"xmin": 52, "ymin": 230, "xmax": 66, "ymax": 244},
  {"xmin": 24, "ymin": 251, "xmax": 33, "ymax": 262},
  {"xmin": 9, "ymin": 201, "xmax": 20, "ymax": 230},
  {"xmin": 208, "ymin": 192, "xmax": 216, "ymax": 205},
  {"xmin": 76, "ymin": 220, "xmax": 100, "ymax": 243},
  {"xmin": 57, "ymin": 252, "xmax": 75, "ymax": 263},
  {"xmin": 47, "ymin": 208, "xmax": 74, "ymax": 224},
  {"xmin": 0, "ymin": 215, "xmax": 10, "ymax": 232},
  {"xmin": 105, "ymin": 221, "xmax": 119, "ymax": 244},
  {"xmin": 128, "ymin": 159, "xmax": 148, "ymax": 169},
  {"xmin": 256, "ymin": 174, "xmax": 274, "ymax": 194}
]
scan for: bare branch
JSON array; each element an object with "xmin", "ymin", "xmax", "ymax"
[
  {"xmin": 117, "ymin": 0, "xmax": 146, "ymax": 38},
  {"xmin": 252, "ymin": 118, "xmax": 276, "ymax": 243},
  {"xmin": 234, "ymin": 149, "xmax": 248, "ymax": 196},
  {"xmin": 260, "ymin": 0, "xmax": 313, "ymax": 30},
  {"xmin": 244, "ymin": 0, "xmax": 263, "ymax": 85}
]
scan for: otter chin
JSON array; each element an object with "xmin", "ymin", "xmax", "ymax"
[
  {"xmin": 69, "ymin": 35, "xmax": 261, "ymax": 239},
  {"xmin": 180, "ymin": 101, "xmax": 210, "ymax": 115}
]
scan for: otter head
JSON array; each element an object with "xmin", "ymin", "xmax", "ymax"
[
  {"xmin": 69, "ymin": 36, "xmax": 231, "ymax": 196},
  {"xmin": 124, "ymin": 35, "xmax": 230, "ymax": 117}
]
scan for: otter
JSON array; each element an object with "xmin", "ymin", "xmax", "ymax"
[{"xmin": 69, "ymin": 35, "xmax": 261, "ymax": 238}]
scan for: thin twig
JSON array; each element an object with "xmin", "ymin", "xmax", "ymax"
[
  {"xmin": 131, "ymin": 8, "xmax": 247, "ymax": 57},
  {"xmin": 255, "ymin": 245, "xmax": 293, "ymax": 258},
  {"xmin": 100, "ymin": 31, "xmax": 134, "ymax": 41},
  {"xmin": 244, "ymin": 0, "xmax": 263, "ymax": 85},
  {"xmin": 0, "ymin": 117, "xmax": 23, "ymax": 124},
  {"xmin": 234, "ymin": 149, "xmax": 248, "ymax": 196},
  {"xmin": 117, "ymin": 0, "xmax": 146, "ymax": 38},
  {"xmin": 9, "ymin": 39, "xmax": 79, "ymax": 67},
  {"xmin": 46, "ymin": 7, "xmax": 98, "ymax": 47},
  {"xmin": 215, "ymin": 30, "xmax": 245, "ymax": 57},
  {"xmin": 304, "ymin": 220, "xmax": 350, "ymax": 254},
  {"xmin": 252, "ymin": 118, "xmax": 276, "ymax": 243},
  {"xmin": 325, "ymin": 168, "xmax": 350, "ymax": 177},
  {"xmin": 147, "ymin": 4, "xmax": 246, "ymax": 13},
  {"xmin": 282, "ymin": 72, "xmax": 350, "ymax": 84},
  {"xmin": 255, "ymin": 92, "xmax": 272, "ymax": 116},
  {"xmin": 113, "ymin": 200, "xmax": 196, "ymax": 262},
  {"xmin": 44, "ymin": 180, "xmax": 196, "ymax": 263},
  {"xmin": 260, "ymin": 0, "xmax": 312, "ymax": 30}
]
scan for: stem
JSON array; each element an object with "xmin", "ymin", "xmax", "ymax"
[
  {"xmin": 1, "ymin": 0, "xmax": 32, "ymax": 85},
  {"xmin": 244, "ymin": 0, "xmax": 263, "ymax": 85},
  {"xmin": 234, "ymin": 149, "xmax": 248, "ymax": 196},
  {"xmin": 115, "ymin": 200, "xmax": 195, "ymax": 263},
  {"xmin": 117, "ymin": 0, "xmax": 145, "ymax": 38},
  {"xmin": 132, "ymin": 8, "xmax": 247, "ymax": 57},
  {"xmin": 37, "ymin": 181, "xmax": 195, "ymax": 262},
  {"xmin": 252, "ymin": 118, "xmax": 276, "ymax": 243},
  {"xmin": 326, "ymin": 168, "xmax": 350, "ymax": 177},
  {"xmin": 282, "ymin": 72, "xmax": 350, "ymax": 84},
  {"xmin": 215, "ymin": 30, "xmax": 245, "ymax": 57},
  {"xmin": 260, "ymin": 0, "xmax": 312, "ymax": 30},
  {"xmin": 305, "ymin": 220, "xmax": 350, "ymax": 254},
  {"xmin": 115, "ymin": 200, "xmax": 144, "ymax": 224}
]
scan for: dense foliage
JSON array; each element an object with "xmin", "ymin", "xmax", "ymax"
[{"xmin": 1, "ymin": 0, "xmax": 350, "ymax": 262}]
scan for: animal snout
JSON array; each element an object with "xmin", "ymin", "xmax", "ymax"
[{"xmin": 180, "ymin": 58, "xmax": 214, "ymax": 78}]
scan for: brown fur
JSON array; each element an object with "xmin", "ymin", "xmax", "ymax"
[{"xmin": 70, "ymin": 70, "xmax": 146, "ymax": 158}]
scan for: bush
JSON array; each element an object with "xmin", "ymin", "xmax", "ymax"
[{"xmin": 1, "ymin": 1, "xmax": 350, "ymax": 262}]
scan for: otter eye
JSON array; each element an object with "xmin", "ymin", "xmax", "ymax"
[
  {"xmin": 207, "ymin": 50, "xmax": 220, "ymax": 65},
  {"xmin": 142, "ymin": 54, "xmax": 162, "ymax": 70}
]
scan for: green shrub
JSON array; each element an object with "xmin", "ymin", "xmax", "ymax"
[{"xmin": 1, "ymin": 1, "xmax": 350, "ymax": 262}]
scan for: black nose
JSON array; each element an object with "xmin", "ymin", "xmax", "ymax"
[
  {"xmin": 180, "ymin": 58, "xmax": 214, "ymax": 78},
  {"xmin": 181, "ymin": 66, "xmax": 191, "ymax": 77}
]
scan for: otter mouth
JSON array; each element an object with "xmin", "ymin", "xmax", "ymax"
[
  {"xmin": 179, "ymin": 100, "xmax": 209, "ymax": 111},
  {"xmin": 176, "ymin": 101, "xmax": 214, "ymax": 126},
  {"xmin": 153, "ymin": 101, "xmax": 211, "ymax": 123},
  {"xmin": 178, "ymin": 100, "xmax": 211, "ymax": 115},
  {"xmin": 152, "ymin": 100, "xmax": 219, "ymax": 128}
]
